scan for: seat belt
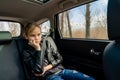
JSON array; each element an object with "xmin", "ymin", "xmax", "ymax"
[{"xmin": 45, "ymin": 37, "xmax": 58, "ymax": 52}]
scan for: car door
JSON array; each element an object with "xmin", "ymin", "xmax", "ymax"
[{"xmin": 54, "ymin": 0, "xmax": 109, "ymax": 80}]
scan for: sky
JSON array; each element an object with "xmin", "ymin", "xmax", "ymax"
[{"xmin": 68, "ymin": 0, "xmax": 108, "ymax": 28}]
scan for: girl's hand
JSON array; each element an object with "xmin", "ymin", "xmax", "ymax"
[
  {"xmin": 28, "ymin": 39, "xmax": 41, "ymax": 51},
  {"xmin": 32, "ymin": 67, "xmax": 46, "ymax": 77},
  {"xmin": 32, "ymin": 64, "xmax": 53, "ymax": 77}
]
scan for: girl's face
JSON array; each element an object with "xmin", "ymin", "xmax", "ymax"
[{"xmin": 25, "ymin": 27, "xmax": 42, "ymax": 44}]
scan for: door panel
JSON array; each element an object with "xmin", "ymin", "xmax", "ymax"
[{"xmin": 56, "ymin": 38, "xmax": 110, "ymax": 80}]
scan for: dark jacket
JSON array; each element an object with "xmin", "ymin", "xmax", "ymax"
[{"xmin": 22, "ymin": 40, "xmax": 63, "ymax": 80}]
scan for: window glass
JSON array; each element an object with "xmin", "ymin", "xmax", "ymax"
[
  {"xmin": 39, "ymin": 20, "xmax": 50, "ymax": 35},
  {"xmin": 0, "ymin": 21, "xmax": 21, "ymax": 37},
  {"xmin": 58, "ymin": 0, "xmax": 108, "ymax": 39}
]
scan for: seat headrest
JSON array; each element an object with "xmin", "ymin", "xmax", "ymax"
[
  {"xmin": 107, "ymin": 0, "xmax": 120, "ymax": 40},
  {"xmin": 0, "ymin": 31, "xmax": 12, "ymax": 44}
]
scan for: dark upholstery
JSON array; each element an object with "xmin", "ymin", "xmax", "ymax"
[
  {"xmin": 107, "ymin": 0, "xmax": 120, "ymax": 40},
  {"xmin": 103, "ymin": 0, "xmax": 120, "ymax": 80},
  {"xmin": 0, "ymin": 31, "xmax": 12, "ymax": 44},
  {"xmin": 103, "ymin": 41, "xmax": 120, "ymax": 80},
  {"xmin": 0, "ymin": 31, "xmax": 25, "ymax": 80}
]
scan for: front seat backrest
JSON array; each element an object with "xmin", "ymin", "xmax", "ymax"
[
  {"xmin": 103, "ymin": 0, "xmax": 120, "ymax": 80},
  {"xmin": 0, "ymin": 31, "xmax": 25, "ymax": 80}
]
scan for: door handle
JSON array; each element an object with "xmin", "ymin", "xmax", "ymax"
[{"xmin": 90, "ymin": 49, "xmax": 101, "ymax": 55}]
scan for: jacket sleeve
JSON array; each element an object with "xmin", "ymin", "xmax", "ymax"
[
  {"xmin": 22, "ymin": 50, "xmax": 43, "ymax": 74},
  {"xmin": 49, "ymin": 50, "xmax": 63, "ymax": 67}
]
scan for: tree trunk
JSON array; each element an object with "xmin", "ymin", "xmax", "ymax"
[
  {"xmin": 60, "ymin": 12, "xmax": 64, "ymax": 33},
  {"xmin": 66, "ymin": 11, "xmax": 72, "ymax": 38},
  {"xmin": 86, "ymin": 4, "xmax": 90, "ymax": 38}
]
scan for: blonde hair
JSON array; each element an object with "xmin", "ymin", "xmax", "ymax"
[{"xmin": 24, "ymin": 22, "xmax": 41, "ymax": 36}]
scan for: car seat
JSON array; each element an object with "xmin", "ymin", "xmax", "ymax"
[
  {"xmin": 103, "ymin": 0, "xmax": 120, "ymax": 80},
  {"xmin": 0, "ymin": 31, "xmax": 25, "ymax": 80}
]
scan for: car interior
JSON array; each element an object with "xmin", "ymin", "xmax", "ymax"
[
  {"xmin": 0, "ymin": 0, "xmax": 119, "ymax": 80},
  {"xmin": 103, "ymin": 0, "xmax": 120, "ymax": 80}
]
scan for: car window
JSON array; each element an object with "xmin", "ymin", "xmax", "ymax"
[
  {"xmin": 0, "ymin": 21, "xmax": 21, "ymax": 37},
  {"xmin": 39, "ymin": 20, "xmax": 50, "ymax": 36},
  {"xmin": 58, "ymin": 0, "xmax": 108, "ymax": 40}
]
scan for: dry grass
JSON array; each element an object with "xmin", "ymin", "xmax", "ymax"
[{"xmin": 63, "ymin": 27, "xmax": 108, "ymax": 39}]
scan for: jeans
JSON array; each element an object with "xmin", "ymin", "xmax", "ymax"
[{"xmin": 47, "ymin": 69, "xmax": 95, "ymax": 80}]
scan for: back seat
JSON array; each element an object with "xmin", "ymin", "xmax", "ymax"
[{"xmin": 0, "ymin": 31, "xmax": 25, "ymax": 80}]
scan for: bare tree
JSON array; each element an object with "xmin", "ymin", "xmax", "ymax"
[
  {"xmin": 66, "ymin": 11, "xmax": 72, "ymax": 38},
  {"xmin": 85, "ymin": 4, "xmax": 90, "ymax": 38},
  {"xmin": 60, "ymin": 12, "xmax": 64, "ymax": 33}
]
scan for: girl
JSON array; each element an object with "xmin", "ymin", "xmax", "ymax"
[{"xmin": 22, "ymin": 22, "xmax": 95, "ymax": 80}]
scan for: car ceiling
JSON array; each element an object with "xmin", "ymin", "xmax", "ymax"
[{"xmin": 0, "ymin": 0, "xmax": 93, "ymax": 23}]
